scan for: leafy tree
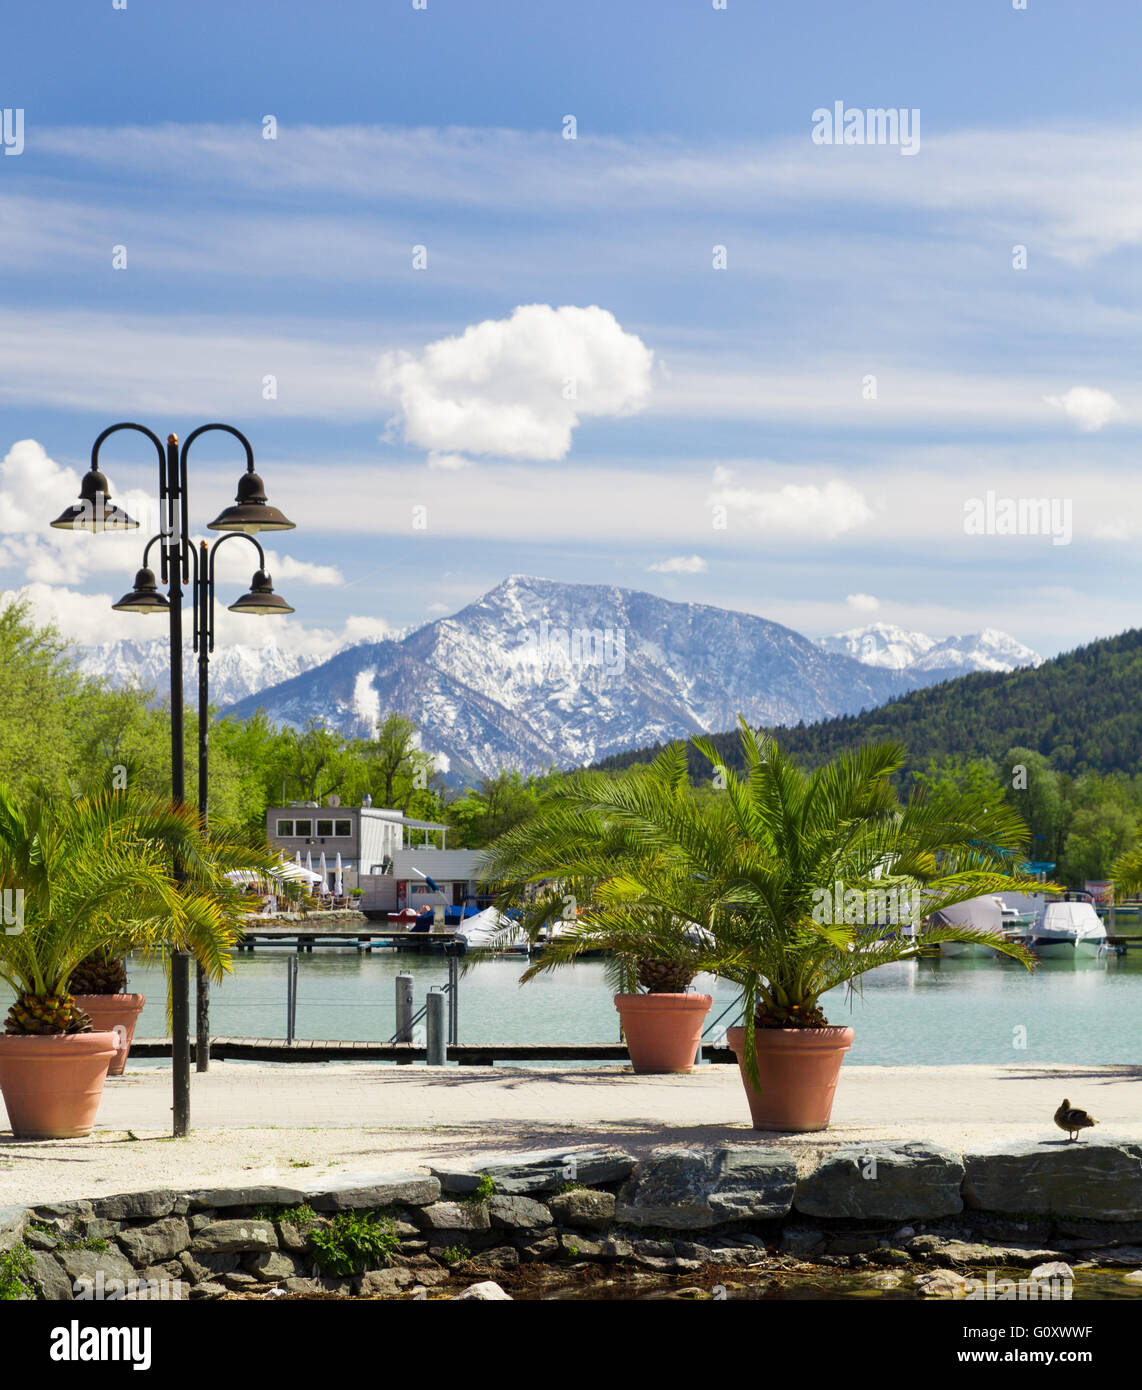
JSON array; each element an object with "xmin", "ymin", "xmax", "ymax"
[
  {"xmin": 448, "ymin": 769, "xmax": 553, "ymax": 848},
  {"xmin": 361, "ymin": 712, "xmax": 435, "ymax": 813},
  {"xmin": 0, "ymin": 597, "xmax": 86, "ymax": 795},
  {"xmin": 912, "ymin": 755, "xmax": 1007, "ymax": 809}
]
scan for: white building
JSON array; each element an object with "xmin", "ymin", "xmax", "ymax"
[{"xmin": 266, "ymin": 800, "xmax": 488, "ymax": 916}]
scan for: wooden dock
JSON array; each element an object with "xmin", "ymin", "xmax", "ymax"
[
  {"xmin": 236, "ymin": 922, "xmax": 471, "ymax": 954},
  {"xmin": 130, "ymin": 1037, "xmax": 737, "ymax": 1064}
]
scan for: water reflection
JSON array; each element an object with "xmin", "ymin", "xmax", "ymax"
[{"xmin": 6, "ymin": 944, "xmax": 1133, "ymax": 1067}]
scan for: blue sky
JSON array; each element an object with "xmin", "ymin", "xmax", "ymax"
[{"xmin": 3, "ymin": 0, "xmax": 1142, "ymax": 662}]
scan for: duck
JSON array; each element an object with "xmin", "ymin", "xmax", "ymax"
[{"xmin": 1054, "ymin": 1098, "xmax": 1098, "ymax": 1142}]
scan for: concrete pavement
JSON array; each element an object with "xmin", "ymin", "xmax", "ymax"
[{"xmin": 2, "ymin": 1061, "xmax": 1139, "ymax": 1207}]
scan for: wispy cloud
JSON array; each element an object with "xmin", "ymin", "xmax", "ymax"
[
  {"xmin": 648, "ymin": 555, "xmax": 707, "ymax": 574},
  {"xmin": 31, "ymin": 120, "xmax": 1142, "ymax": 262}
]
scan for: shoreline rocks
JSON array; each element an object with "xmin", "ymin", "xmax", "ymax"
[{"xmin": 9, "ymin": 1140, "xmax": 1142, "ymax": 1301}]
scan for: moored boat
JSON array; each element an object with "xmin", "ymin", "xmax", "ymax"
[
  {"xmin": 453, "ymin": 906, "xmax": 529, "ymax": 954},
  {"xmin": 933, "ymin": 895, "xmax": 1008, "ymax": 957},
  {"xmin": 1028, "ymin": 900, "xmax": 1107, "ymax": 955}
]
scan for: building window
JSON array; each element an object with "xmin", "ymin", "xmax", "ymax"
[
  {"xmin": 317, "ymin": 819, "xmax": 334, "ymax": 837},
  {"xmin": 335, "ymin": 819, "xmax": 352, "ymax": 837},
  {"xmin": 294, "ymin": 819, "xmax": 312, "ymax": 837},
  {"xmin": 276, "ymin": 820, "xmax": 294, "ymax": 836}
]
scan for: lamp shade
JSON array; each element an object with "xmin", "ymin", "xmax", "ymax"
[
  {"xmin": 111, "ymin": 567, "xmax": 169, "ymax": 615},
  {"xmin": 208, "ymin": 471, "xmax": 295, "ymax": 533},
  {"xmin": 227, "ymin": 569, "xmax": 294, "ymax": 616},
  {"xmin": 50, "ymin": 468, "xmax": 139, "ymax": 532}
]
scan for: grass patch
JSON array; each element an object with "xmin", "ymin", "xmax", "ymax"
[
  {"xmin": 437, "ymin": 1244, "xmax": 472, "ymax": 1265},
  {"xmin": 0, "ymin": 1244, "xmax": 34, "ymax": 1300},
  {"xmin": 308, "ymin": 1212, "xmax": 400, "ymax": 1277},
  {"xmin": 255, "ymin": 1202, "xmax": 320, "ymax": 1228},
  {"xmin": 26, "ymin": 1220, "xmax": 108, "ymax": 1253},
  {"xmin": 462, "ymin": 1175, "xmax": 496, "ymax": 1204}
]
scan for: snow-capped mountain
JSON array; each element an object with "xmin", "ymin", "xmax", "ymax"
[
  {"xmin": 819, "ymin": 622, "xmax": 1040, "ymax": 677},
  {"xmin": 909, "ymin": 628, "xmax": 1043, "ymax": 674},
  {"xmin": 223, "ymin": 576, "xmax": 924, "ymax": 781},
  {"xmin": 77, "ymin": 638, "xmax": 333, "ymax": 707}
]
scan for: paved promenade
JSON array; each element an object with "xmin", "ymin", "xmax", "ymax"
[{"xmin": 2, "ymin": 1061, "xmax": 1139, "ymax": 1207}]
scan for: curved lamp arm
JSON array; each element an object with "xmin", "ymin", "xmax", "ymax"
[
  {"xmin": 203, "ymin": 531, "xmax": 266, "ymax": 653},
  {"xmin": 179, "ymin": 424, "xmax": 257, "ymax": 589},
  {"xmin": 90, "ymin": 422, "xmax": 171, "ymax": 580}
]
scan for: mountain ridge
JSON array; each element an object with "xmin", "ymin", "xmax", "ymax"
[{"xmin": 220, "ymin": 576, "xmax": 1015, "ymax": 781}]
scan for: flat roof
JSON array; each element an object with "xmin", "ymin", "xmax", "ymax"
[{"xmin": 269, "ymin": 806, "xmax": 448, "ymax": 832}]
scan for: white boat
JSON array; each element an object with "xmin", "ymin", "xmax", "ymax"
[
  {"xmin": 1028, "ymin": 901, "xmax": 1107, "ymax": 955},
  {"xmin": 453, "ymin": 906, "xmax": 529, "ymax": 954},
  {"xmin": 933, "ymin": 895, "xmax": 1008, "ymax": 958}
]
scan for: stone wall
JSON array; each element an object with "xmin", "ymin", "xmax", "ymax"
[{"xmin": 4, "ymin": 1139, "xmax": 1141, "ymax": 1300}]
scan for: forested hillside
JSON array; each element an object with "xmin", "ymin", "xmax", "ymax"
[{"xmin": 594, "ymin": 629, "xmax": 1142, "ymax": 784}]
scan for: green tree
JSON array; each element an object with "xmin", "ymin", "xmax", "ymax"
[
  {"xmin": 0, "ymin": 597, "xmax": 85, "ymax": 795},
  {"xmin": 912, "ymin": 755, "xmax": 1008, "ymax": 809},
  {"xmin": 1003, "ymin": 747, "xmax": 1069, "ymax": 866},
  {"xmin": 448, "ymin": 769, "xmax": 552, "ymax": 848},
  {"xmin": 362, "ymin": 712, "xmax": 435, "ymax": 812}
]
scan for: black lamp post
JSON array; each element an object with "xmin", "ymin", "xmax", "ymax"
[{"xmin": 51, "ymin": 423, "xmax": 295, "ymax": 1137}]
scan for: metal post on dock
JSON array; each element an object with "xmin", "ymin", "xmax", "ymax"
[
  {"xmin": 426, "ymin": 988, "xmax": 446, "ymax": 1065},
  {"xmin": 286, "ymin": 955, "xmax": 298, "ymax": 1045},
  {"xmin": 395, "ymin": 973, "xmax": 414, "ymax": 1043},
  {"xmin": 447, "ymin": 955, "xmax": 458, "ymax": 1045}
]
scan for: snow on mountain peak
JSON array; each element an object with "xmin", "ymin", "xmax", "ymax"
[{"xmin": 820, "ymin": 622, "xmax": 1041, "ymax": 675}]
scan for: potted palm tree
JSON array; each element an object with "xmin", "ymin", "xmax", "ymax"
[
  {"xmin": 485, "ymin": 725, "xmax": 1041, "ymax": 1126},
  {"xmin": 68, "ymin": 947, "xmax": 144, "ymax": 1077},
  {"xmin": 0, "ymin": 784, "xmax": 276, "ymax": 1137},
  {"xmin": 697, "ymin": 728, "xmax": 1043, "ymax": 1130},
  {"xmin": 482, "ymin": 770, "xmax": 723, "ymax": 1073}
]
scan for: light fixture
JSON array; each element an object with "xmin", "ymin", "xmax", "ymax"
[
  {"xmin": 208, "ymin": 470, "xmax": 295, "ymax": 533},
  {"xmin": 227, "ymin": 568, "xmax": 294, "ymax": 616},
  {"xmin": 50, "ymin": 468, "xmax": 139, "ymax": 532},
  {"xmin": 111, "ymin": 566, "xmax": 170, "ymax": 615}
]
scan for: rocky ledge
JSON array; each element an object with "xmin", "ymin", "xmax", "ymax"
[{"xmin": 3, "ymin": 1139, "xmax": 1140, "ymax": 1301}]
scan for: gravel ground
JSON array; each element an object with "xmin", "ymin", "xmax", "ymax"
[{"xmin": 1, "ymin": 1061, "xmax": 1138, "ymax": 1208}]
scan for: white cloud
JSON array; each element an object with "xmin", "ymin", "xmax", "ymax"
[
  {"xmin": 846, "ymin": 593, "xmax": 880, "ymax": 612},
  {"xmin": 3, "ymin": 579, "xmax": 395, "ymax": 664},
  {"xmin": 35, "ymin": 119, "xmax": 1142, "ymax": 267},
  {"xmin": 0, "ymin": 440, "xmax": 342, "ymax": 603},
  {"xmin": 648, "ymin": 555, "xmax": 707, "ymax": 574},
  {"xmin": 25, "ymin": 122, "xmax": 1142, "ymax": 261},
  {"xmin": 339, "ymin": 615, "xmax": 398, "ymax": 645},
  {"xmin": 377, "ymin": 304, "xmax": 654, "ymax": 462},
  {"xmin": 0, "ymin": 439, "xmax": 81, "ymax": 534},
  {"xmin": 708, "ymin": 478, "xmax": 874, "ymax": 538},
  {"xmin": 208, "ymin": 543, "xmax": 342, "ymax": 588},
  {"xmin": 1044, "ymin": 386, "xmax": 1124, "ymax": 433}
]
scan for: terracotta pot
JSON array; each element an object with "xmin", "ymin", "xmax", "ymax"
[
  {"xmin": 0, "ymin": 1031, "xmax": 117, "ymax": 1139},
  {"xmin": 72, "ymin": 994, "xmax": 145, "ymax": 1076},
  {"xmin": 726, "ymin": 1024, "xmax": 854, "ymax": 1132},
  {"xmin": 615, "ymin": 992, "xmax": 713, "ymax": 1073}
]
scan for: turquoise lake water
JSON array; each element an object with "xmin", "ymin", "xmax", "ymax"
[{"xmin": 101, "ymin": 946, "xmax": 1142, "ymax": 1067}]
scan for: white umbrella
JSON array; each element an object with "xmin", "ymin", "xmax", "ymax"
[
  {"xmin": 305, "ymin": 850, "xmax": 313, "ymax": 875},
  {"xmin": 335, "ymin": 852, "xmax": 343, "ymax": 897},
  {"xmin": 319, "ymin": 851, "xmax": 328, "ymax": 895},
  {"xmin": 294, "ymin": 851, "xmax": 301, "ymax": 867}
]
